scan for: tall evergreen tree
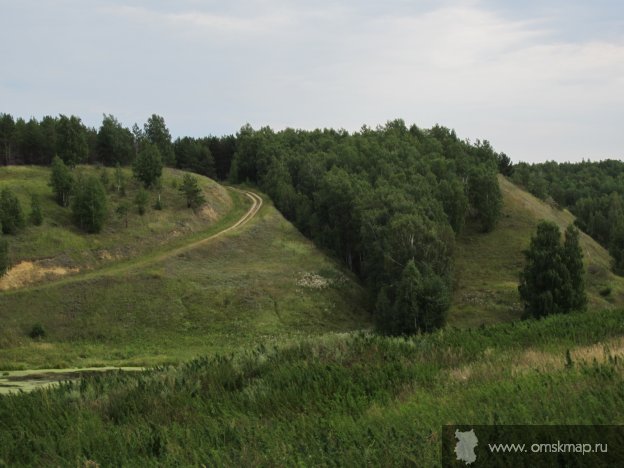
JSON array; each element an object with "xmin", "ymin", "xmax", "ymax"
[
  {"xmin": 519, "ymin": 221, "xmax": 575, "ymax": 318},
  {"xmin": 179, "ymin": 174, "xmax": 206, "ymax": 210}
]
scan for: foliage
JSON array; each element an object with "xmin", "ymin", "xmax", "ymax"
[
  {"xmin": 49, "ymin": 155, "xmax": 74, "ymax": 207},
  {"xmin": 467, "ymin": 166, "xmax": 503, "ymax": 232},
  {"xmin": 28, "ymin": 323, "xmax": 46, "ymax": 339},
  {"xmin": 497, "ymin": 152, "xmax": 514, "ymax": 176},
  {"xmin": 179, "ymin": 174, "xmax": 206, "ymax": 210},
  {"xmin": 0, "ymin": 187, "xmax": 25, "ymax": 234},
  {"xmin": 228, "ymin": 121, "xmax": 503, "ymax": 334},
  {"xmin": 133, "ymin": 144, "xmax": 163, "ymax": 188},
  {"xmin": 29, "ymin": 194, "xmax": 43, "ymax": 226},
  {"xmin": 174, "ymin": 137, "xmax": 216, "ymax": 177},
  {"xmin": 0, "ymin": 308, "xmax": 623, "ymax": 466},
  {"xmin": 511, "ymin": 159, "xmax": 624, "ymax": 275},
  {"xmin": 134, "ymin": 187, "xmax": 149, "ymax": 215},
  {"xmin": 519, "ymin": 221, "xmax": 586, "ymax": 318},
  {"xmin": 144, "ymin": 114, "xmax": 175, "ymax": 166},
  {"xmin": 97, "ymin": 114, "xmax": 135, "ymax": 166},
  {"xmin": 56, "ymin": 114, "xmax": 88, "ymax": 167},
  {"xmin": 71, "ymin": 175, "xmax": 108, "ymax": 233}
]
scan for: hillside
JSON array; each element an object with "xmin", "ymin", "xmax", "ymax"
[
  {"xmin": 0, "ymin": 169, "xmax": 370, "ymax": 371},
  {"xmin": 1, "ymin": 308, "xmax": 623, "ymax": 465},
  {"xmin": 0, "ymin": 165, "xmax": 232, "ymax": 290},
  {"xmin": 450, "ymin": 175, "xmax": 624, "ymax": 327}
]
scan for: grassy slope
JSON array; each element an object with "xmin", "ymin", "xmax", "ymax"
[
  {"xmin": 0, "ymin": 165, "xmax": 232, "ymax": 289},
  {"xmin": 450, "ymin": 175, "xmax": 624, "ymax": 327},
  {"xmin": 0, "ymin": 309, "xmax": 622, "ymax": 466},
  {"xmin": 0, "ymin": 190, "xmax": 370, "ymax": 370}
]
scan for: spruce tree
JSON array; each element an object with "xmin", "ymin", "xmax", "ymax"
[
  {"xmin": 179, "ymin": 174, "xmax": 206, "ymax": 210},
  {"xmin": 519, "ymin": 221, "xmax": 575, "ymax": 318}
]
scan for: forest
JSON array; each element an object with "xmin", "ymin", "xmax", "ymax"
[{"xmin": 512, "ymin": 160, "xmax": 624, "ymax": 274}]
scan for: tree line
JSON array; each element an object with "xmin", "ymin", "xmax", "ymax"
[
  {"xmin": 512, "ymin": 160, "xmax": 624, "ymax": 274},
  {"xmin": 0, "ymin": 113, "xmax": 236, "ymax": 180}
]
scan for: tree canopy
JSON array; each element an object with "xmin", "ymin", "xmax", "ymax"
[{"xmin": 133, "ymin": 144, "xmax": 163, "ymax": 188}]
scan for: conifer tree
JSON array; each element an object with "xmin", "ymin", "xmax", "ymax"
[
  {"xmin": 179, "ymin": 174, "xmax": 206, "ymax": 210},
  {"xmin": 519, "ymin": 221, "xmax": 578, "ymax": 318}
]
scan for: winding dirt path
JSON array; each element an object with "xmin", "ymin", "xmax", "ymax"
[
  {"xmin": 151, "ymin": 188, "xmax": 263, "ymax": 263},
  {"xmin": 0, "ymin": 188, "xmax": 263, "ymax": 291},
  {"xmin": 0, "ymin": 189, "xmax": 263, "ymax": 392}
]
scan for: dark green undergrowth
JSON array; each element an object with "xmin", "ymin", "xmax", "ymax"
[{"xmin": 1, "ymin": 309, "xmax": 623, "ymax": 466}]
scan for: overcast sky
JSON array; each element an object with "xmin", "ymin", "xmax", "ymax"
[{"xmin": 1, "ymin": 0, "xmax": 623, "ymax": 163}]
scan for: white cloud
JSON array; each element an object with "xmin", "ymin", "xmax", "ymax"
[{"xmin": 1, "ymin": 0, "xmax": 623, "ymax": 161}]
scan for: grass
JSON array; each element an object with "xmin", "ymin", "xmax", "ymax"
[
  {"xmin": 449, "ymin": 175, "xmax": 624, "ymax": 328},
  {"xmin": 0, "ymin": 308, "xmax": 622, "ymax": 466},
  {"xmin": 0, "ymin": 165, "xmax": 232, "ymax": 288},
  {"xmin": 0, "ymin": 186, "xmax": 370, "ymax": 370}
]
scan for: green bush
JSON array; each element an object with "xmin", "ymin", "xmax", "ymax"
[{"xmin": 29, "ymin": 323, "xmax": 46, "ymax": 339}]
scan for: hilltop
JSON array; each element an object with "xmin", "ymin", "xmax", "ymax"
[{"xmin": 450, "ymin": 175, "xmax": 624, "ymax": 327}]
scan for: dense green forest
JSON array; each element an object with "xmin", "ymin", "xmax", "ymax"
[
  {"xmin": 227, "ymin": 122, "xmax": 504, "ymax": 333},
  {"xmin": 512, "ymin": 160, "xmax": 624, "ymax": 274}
]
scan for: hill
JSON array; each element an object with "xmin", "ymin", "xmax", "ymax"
[
  {"xmin": 0, "ymin": 167, "xmax": 370, "ymax": 371},
  {"xmin": 0, "ymin": 165, "xmax": 232, "ymax": 290},
  {"xmin": 1, "ymin": 308, "xmax": 623, "ymax": 465},
  {"xmin": 450, "ymin": 175, "xmax": 624, "ymax": 327}
]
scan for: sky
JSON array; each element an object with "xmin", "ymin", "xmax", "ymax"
[{"xmin": 1, "ymin": 0, "xmax": 623, "ymax": 163}]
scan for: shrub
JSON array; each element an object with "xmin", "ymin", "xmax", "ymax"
[
  {"xmin": 599, "ymin": 286, "xmax": 612, "ymax": 297},
  {"xmin": 135, "ymin": 188, "xmax": 149, "ymax": 215},
  {"xmin": 29, "ymin": 323, "xmax": 45, "ymax": 339},
  {"xmin": 0, "ymin": 187, "xmax": 25, "ymax": 234}
]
